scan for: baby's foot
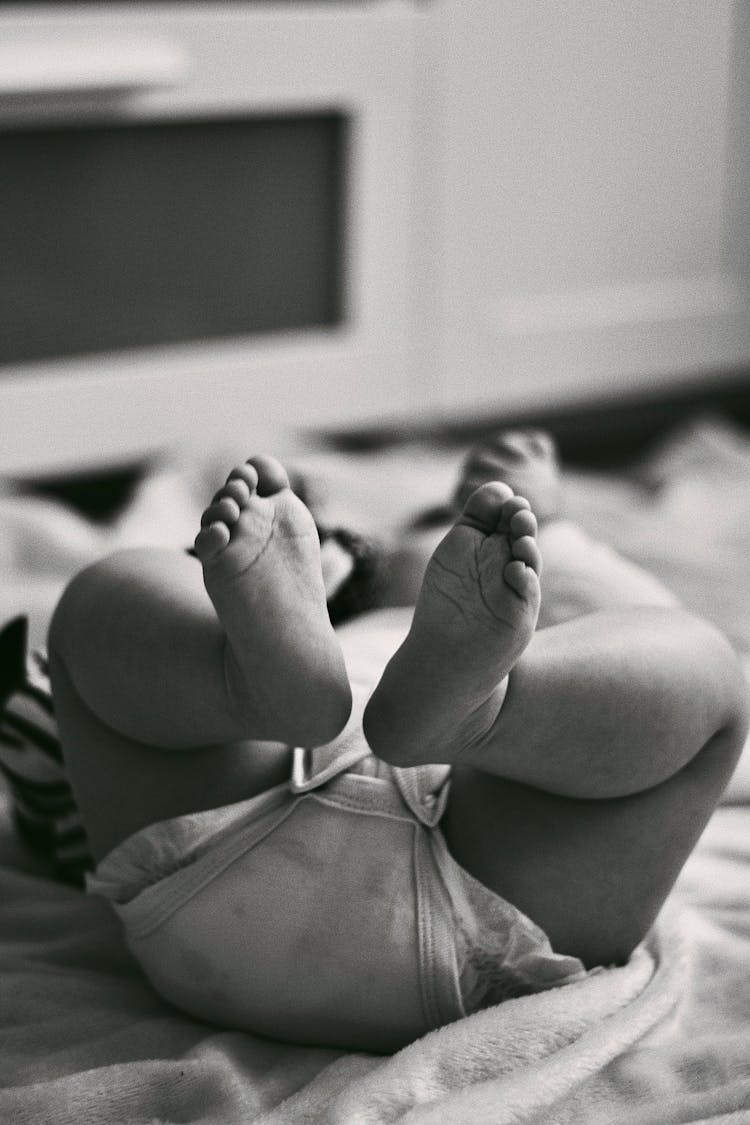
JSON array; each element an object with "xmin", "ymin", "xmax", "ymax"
[
  {"xmin": 363, "ymin": 481, "xmax": 541, "ymax": 765},
  {"xmin": 194, "ymin": 454, "xmax": 351, "ymax": 747},
  {"xmin": 454, "ymin": 429, "xmax": 562, "ymax": 523}
]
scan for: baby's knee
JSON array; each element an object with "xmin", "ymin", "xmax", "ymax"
[
  {"xmin": 48, "ymin": 564, "xmax": 95, "ymax": 661},
  {"xmin": 652, "ymin": 609, "xmax": 744, "ymax": 714},
  {"xmin": 669, "ymin": 612, "xmax": 749, "ymax": 786},
  {"xmin": 48, "ymin": 551, "xmax": 133, "ymax": 661},
  {"xmin": 687, "ymin": 613, "xmax": 747, "ymax": 726}
]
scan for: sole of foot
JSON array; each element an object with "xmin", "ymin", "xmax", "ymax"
[
  {"xmin": 194, "ymin": 453, "xmax": 352, "ymax": 748},
  {"xmin": 363, "ymin": 480, "xmax": 541, "ymax": 766}
]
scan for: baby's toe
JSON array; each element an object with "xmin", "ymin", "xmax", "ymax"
[
  {"xmin": 201, "ymin": 496, "xmax": 241, "ymax": 528},
  {"xmin": 461, "ymin": 481, "xmax": 515, "ymax": 531},
  {"xmin": 227, "ymin": 463, "xmax": 259, "ymax": 491},
  {"xmin": 527, "ymin": 429, "xmax": 558, "ymax": 459},
  {"xmin": 493, "ymin": 431, "xmax": 529, "ymax": 458},
  {"xmin": 511, "ymin": 534, "xmax": 542, "ymax": 576},
  {"xmin": 508, "ymin": 508, "xmax": 538, "ymax": 539},
  {"xmin": 504, "ymin": 558, "xmax": 540, "ymax": 599},
  {"xmin": 247, "ymin": 454, "xmax": 290, "ymax": 496},
  {"xmin": 499, "ymin": 495, "xmax": 531, "ymax": 528},
  {"xmin": 215, "ymin": 478, "xmax": 252, "ymax": 509},
  {"xmin": 194, "ymin": 522, "xmax": 231, "ymax": 562}
]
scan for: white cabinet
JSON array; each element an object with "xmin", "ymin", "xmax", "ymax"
[{"xmin": 420, "ymin": 0, "xmax": 750, "ymax": 420}]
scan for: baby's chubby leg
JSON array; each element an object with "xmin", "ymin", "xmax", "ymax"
[
  {"xmin": 365, "ymin": 475, "xmax": 748, "ymax": 967},
  {"xmin": 364, "ymin": 479, "xmax": 747, "ymax": 800},
  {"xmin": 49, "ymin": 454, "xmax": 351, "ymax": 751}
]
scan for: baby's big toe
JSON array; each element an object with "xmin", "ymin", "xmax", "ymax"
[
  {"xmin": 460, "ymin": 481, "xmax": 515, "ymax": 532},
  {"xmin": 247, "ymin": 453, "xmax": 291, "ymax": 497}
]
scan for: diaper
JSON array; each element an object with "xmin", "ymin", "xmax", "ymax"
[{"xmin": 88, "ymin": 702, "xmax": 586, "ymax": 1052}]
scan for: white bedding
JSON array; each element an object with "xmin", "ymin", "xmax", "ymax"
[{"xmin": 2, "ymin": 416, "xmax": 750, "ymax": 1124}]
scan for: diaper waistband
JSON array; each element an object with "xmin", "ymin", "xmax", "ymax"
[
  {"xmin": 291, "ymin": 735, "xmax": 451, "ymax": 829},
  {"xmin": 286, "ymin": 680, "xmax": 451, "ymax": 828}
]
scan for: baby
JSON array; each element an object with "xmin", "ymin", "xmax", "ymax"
[{"xmin": 45, "ymin": 431, "xmax": 748, "ymax": 1051}]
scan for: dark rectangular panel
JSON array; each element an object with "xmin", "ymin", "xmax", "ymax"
[{"xmin": 0, "ymin": 114, "xmax": 345, "ymax": 364}]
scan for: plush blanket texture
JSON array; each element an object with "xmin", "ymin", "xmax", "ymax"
[{"xmin": 1, "ymin": 416, "xmax": 750, "ymax": 1124}]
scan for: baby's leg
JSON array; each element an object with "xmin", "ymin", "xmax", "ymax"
[
  {"xmin": 364, "ymin": 483, "xmax": 748, "ymax": 965},
  {"xmin": 49, "ymin": 455, "xmax": 352, "ymax": 857},
  {"xmin": 364, "ymin": 480, "xmax": 745, "ymax": 792},
  {"xmin": 441, "ymin": 724, "xmax": 744, "ymax": 967},
  {"xmin": 50, "ymin": 454, "xmax": 351, "ymax": 751},
  {"xmin": 49, "ymin": 657, "xmax": 293, "ymax": 860}
]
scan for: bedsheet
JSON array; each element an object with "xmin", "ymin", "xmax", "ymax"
[{"xmin": 1, "ymin": 416, "xmax": 750, "ymax": 1123}]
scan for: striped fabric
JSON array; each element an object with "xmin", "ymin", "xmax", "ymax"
[{"xmin": 0, "ymin": 616, "xmax": 92, "ymax": 886}]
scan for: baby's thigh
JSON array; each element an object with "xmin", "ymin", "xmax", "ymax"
[
  {"xmin": 441, "ymin": 728, "xmax": 741, "ymax": 969},
  {"xmin": 537, "ymin": 521, "xmax": 679, "ymax": 627},
  {"xmin": 50, "ymin": 653, "xmax": 291, "ymax": 862}
]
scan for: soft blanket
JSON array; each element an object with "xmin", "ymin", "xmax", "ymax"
[{"xmin": 2, "ymin": 771, "xmax": 750, "ymax": 1123}]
